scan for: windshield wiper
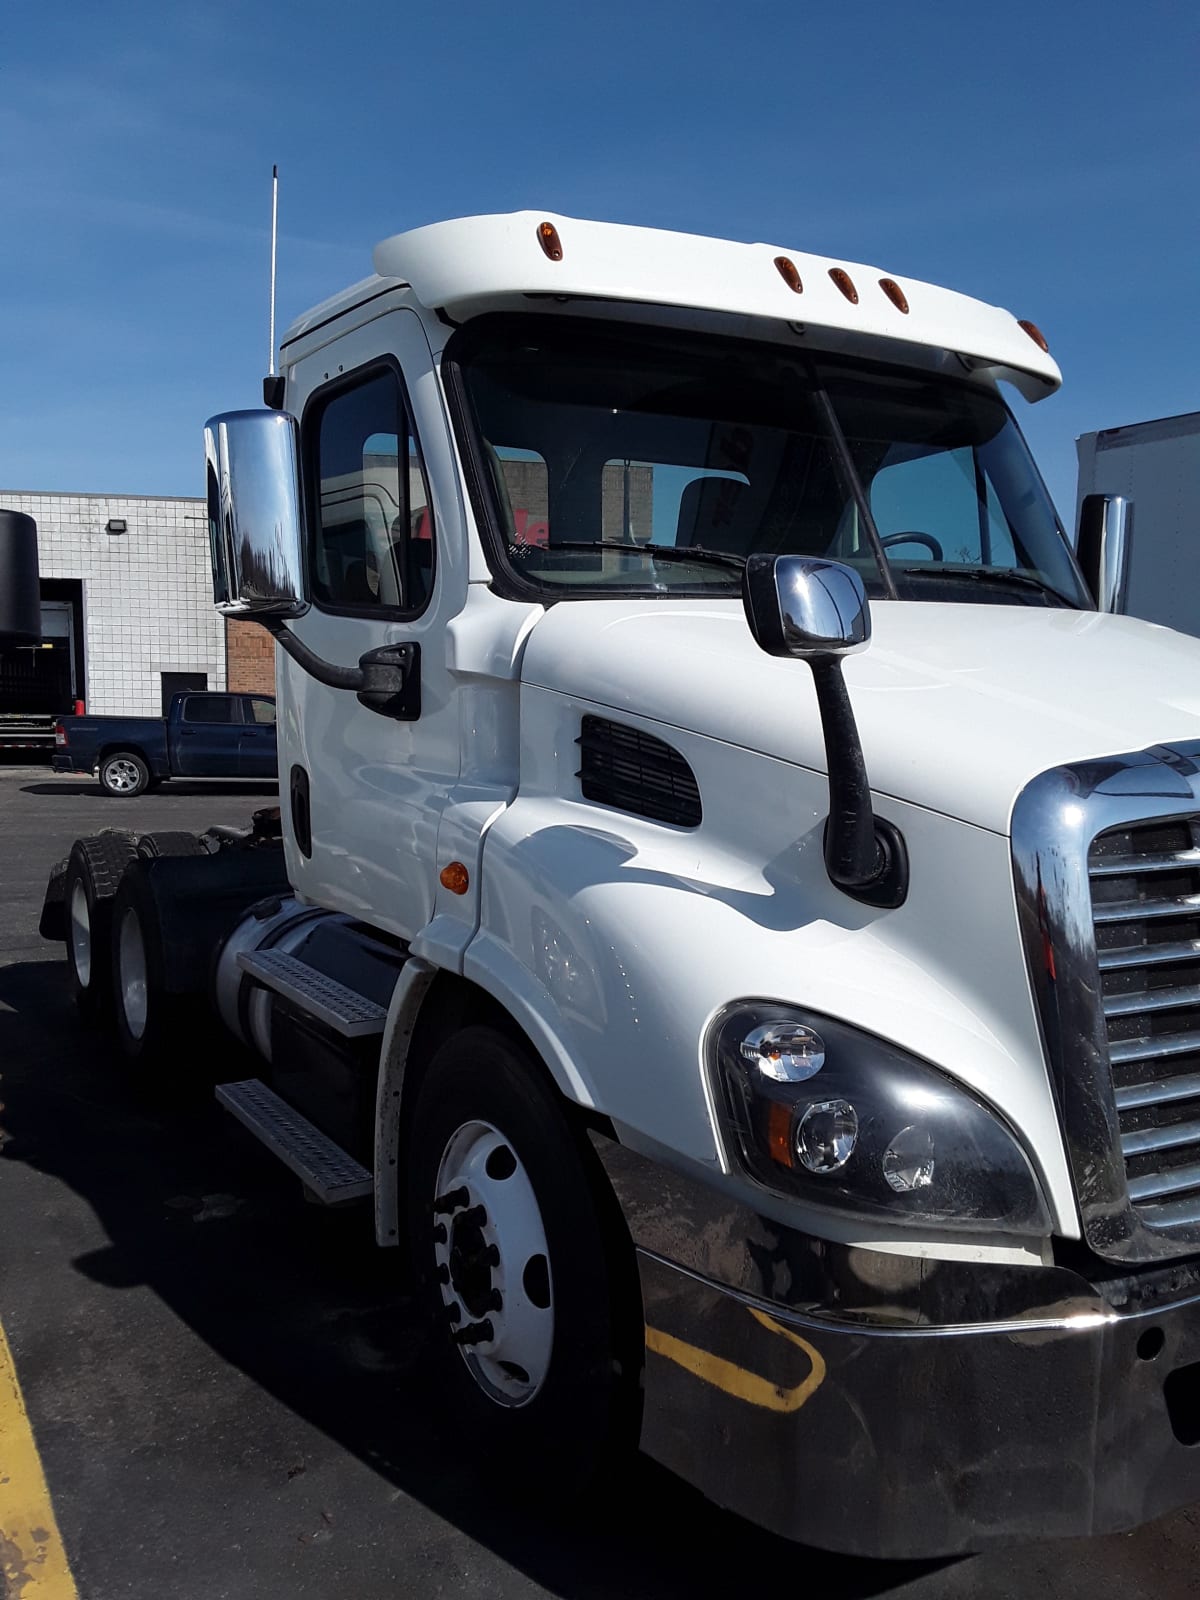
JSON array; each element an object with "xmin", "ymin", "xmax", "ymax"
[
  {"xmin": 899, "ymin": 566, "xmax": 1078, "ymax": 607},
  {"xmin": 542, "ymin": 541, "xmax": 746, "ymax": 571}
]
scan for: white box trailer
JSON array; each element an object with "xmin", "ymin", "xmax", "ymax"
[{"xmin": 1075, "ymin": 411, "xmax": 1200, "ymax": 634}]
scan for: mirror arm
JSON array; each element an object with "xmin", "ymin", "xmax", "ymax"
[
  {"xmin": 809, "ymin": 657, "xmax": 909, "ymax": 909},
  {"xmin": 265, "ymin": 620, "xmax": 364, "ymax": 691},
  {"xmin": 264, "ymin": 622, "xmax": 421, "ymax": 721}
]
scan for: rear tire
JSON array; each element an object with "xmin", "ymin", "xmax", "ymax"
[
  {"xmin": 64, "ymin": 834, "xmax": 139, "ymax": 1019},
  {"xmin": 109, "ymin": 868, "xmax": 197, "ymax": 1075},
  {"xmin": 405, "ymin": 1025, "xmax": 640, "ymax": 1497},
  {"xmin": 100, "ymin": 750, "xmax": 150, "ymax": 798},
  {"xmin": 136, "ymin": 831, "xmax": 204, "ymax": 860}
]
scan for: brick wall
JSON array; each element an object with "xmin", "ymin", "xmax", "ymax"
[{"xmin": 226, "ymin": 620, "xmax": 277, "ymax": 695}]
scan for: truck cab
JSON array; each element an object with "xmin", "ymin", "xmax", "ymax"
[{"xmin": 58, "ymin": 212, "xmax": 1200, "ymax": 1556}]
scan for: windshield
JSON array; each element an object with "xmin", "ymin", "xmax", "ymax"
[{"xmin": 450, "ymin": 316, "xmax": 1090, "ymax": 607}]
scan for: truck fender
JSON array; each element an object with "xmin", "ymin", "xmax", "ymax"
[{"xmin": 373, "ymin": 956, "xmax": 438, "ymax": 1247}]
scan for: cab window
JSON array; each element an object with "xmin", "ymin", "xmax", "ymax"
[{"xmin": 307, "ymin": 366, "xmax": 434, "ymax": 614}]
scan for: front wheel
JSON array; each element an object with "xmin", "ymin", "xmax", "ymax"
[
  {"xmin": 405, "ymin": 1025, "xmax": 640, "ymax": 1491},
  {"xmin": 100, "ymin": 751, "xmax": 150, "ymax": 797}
]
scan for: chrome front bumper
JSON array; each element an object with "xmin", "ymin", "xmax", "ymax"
[{"xmin": 597, "ymin": 1138, "xmax": 1200, "ymax": 1557}]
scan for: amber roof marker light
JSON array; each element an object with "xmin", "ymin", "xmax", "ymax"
[
  {"xmin": 879, "ymin": 278, "xmax": 910, "ymax": 314},
  {"xmin": 1018, "ymin": 319, "xmax": 1050, "ymax": 353},
  {"xmin": 828, "ymin": 268, "xmax": 859, "ymax": 305},
  {"xmin": 774, "ymin": 255, "xmax": 804, "ymax": 294},
  {"xmin": 537, "ymin": 220, "xmax": 564, "ymax": 261}
]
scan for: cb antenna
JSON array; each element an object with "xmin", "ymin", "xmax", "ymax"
[{"xmin": 263, "ymin": 165, "xmax": 284, "ymax": 408}]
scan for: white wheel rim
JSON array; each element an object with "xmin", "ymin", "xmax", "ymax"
[
  {"xmin": 433, "ymin": 1120, "xmax": 554, "ymax": 1408},
  {"xmin": 69, "ymin": 881, "xmax": 92, "ymax": 987},
  {"xmin": 118, "ymin": 908, "xmax": 148, "ymax": 1039},
  {"xmin": 106, "ymin": 759, "xmax": 140, "ymax": 792}
]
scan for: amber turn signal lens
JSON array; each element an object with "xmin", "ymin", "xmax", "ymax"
[
  {"xmin": 537, "ymin": 220, "xmax": 563, "ymax": 261},
  {"xmin": 774, "ymin": 255, "xmax": 803, "ymax": 294},
  {"xmin": 767, "ymin": 1100, "xmax": 794, "ymax": 1167},
  {"xmin": 440, "ymin": 862, "xmax": 470, "ymax": 895},
  {"xmin": 879, "ymin": 277, "xmax": 909, "ymax": 314},
  {"xmin": 1018, "ymin": 319, "xmax": 1049, "ymax": 353},
  {"xmin": 828, "ymin": 267, "xmax": 859, "ymax": 304}
]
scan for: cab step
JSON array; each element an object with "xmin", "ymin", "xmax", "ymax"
[
  {"xmin": 237, "ymin": 948, "xmax": 388, "ymax": 1037},
  {"xmin": 215, "ymin": 1078, "xmax": 374, "ymax": 1202}
]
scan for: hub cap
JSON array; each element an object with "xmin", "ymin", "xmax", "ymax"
[
  {"xmin": 118, "ymin": 908, "xmax": 148, "ymax": 1039},
  {"xmin": 433, "ymin": 1120, "xmax": 553, "ymax": 1408},
  {"xmin": 105, "ymin": 759, "xmax": 141, "ymax": 793},
  {"xmin": 69, "ymin": 881, "xmax": 91, "ymax": 986}
]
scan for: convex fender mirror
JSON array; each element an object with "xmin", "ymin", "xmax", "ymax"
[
  {"xmin": 1076, "ymin": 494, "xmax": 1133, "ymax": 614},
  {"xmin": 742, "ymin": 554, "xmax": 907, "ymax": 909}
]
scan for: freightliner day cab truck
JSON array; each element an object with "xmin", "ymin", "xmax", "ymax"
[{"xmin": 36, "ymin": 212, "xmax": 1200, "ymax": 1557}]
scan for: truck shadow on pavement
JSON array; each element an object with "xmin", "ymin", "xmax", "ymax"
[
  {"xmin": 0, "ymin": 958, "xmax": 954, "ymax": 1600},
  {"xmin": 19, "ymin": 781, "xmax": 280, "ymax": 800}
]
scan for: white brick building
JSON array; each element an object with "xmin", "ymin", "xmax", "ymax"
[{"xmin": 0, "ymin": 490, "xmax": 226, "ymax": 717}]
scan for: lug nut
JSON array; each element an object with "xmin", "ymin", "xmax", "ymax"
[
  {"xmin": 434, "ymin": 1186, "xmax": 470, "ymax": 1216},
  {"xmin": 432, "ymin": 1224, "xmax": 447, "ymax": 1245},
  {"xmin": 436, "ymin": 1264, "xmax": 450, "ymax": 1285},
  {"xmin": 486, "ymin": 1289, "xmax": 503, "ymax": 1313},
  {"xmin": 459, "ymin": 1204, "xmax": 487, "ymax": 1229},
  {"xmin": 445, "ymin": 1301, "xmax": 462, "ymax": 1325},
  {"xmin": 452, "ymin": 1318, "xmax": 494, "ymax": 1347}
]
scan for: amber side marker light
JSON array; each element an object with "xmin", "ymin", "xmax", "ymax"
[
  {"xmin": 879, "ymin": 278, "xmax": 909, "ymax": 314},
  {"xmin": 774, "ymin": 255, "xmax": 803, "ymax": 294},
  {"xmin": 1018, "ymin": 318, "xmax": 1050, "ymax": 353},
  {"xmin": 537, "ymin": 220, "xmax": 564, "ymax": 261},
  {"xmin": 829, "ymin": 267, "xmax": 859, "ymax": 305},
  {"xmin": 440, "ymin": 862, "xmax": 470, "ymax": 895}
]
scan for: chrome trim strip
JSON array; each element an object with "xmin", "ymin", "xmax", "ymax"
[
  {"xmin": 1122, "ymin": 1118, "xmax": 1200, "ymax": 1157},
  {"xmin": 1099, "ymin": 938, "xmax": 1200, "ymax": 971},
  {"xmin": 1104, "ymin": 984, "xmax": 1200, "ymax": 1017},
  {"xmin": 1128, "ymin": 1161, "xmax": 1200, "ymax": 1202},
  {"xmin": 1013, "ymin": 741, "xmax": 1200, "ymax": 1262},
  {"xmin": 1093, "ymin": 892, "xmax": 1200, "ymax": 923},
  {"xmin": 1116, "ymin": 1072, "xmax": 1200, "ymax": 1111},
  {"xmin": 1090, "ymin": 847, "xmax": 1200, "ymax": 876}
]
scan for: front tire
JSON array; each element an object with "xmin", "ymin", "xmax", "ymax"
[
  {"xmin": 100, "ymin": 750, "xmax": 151, "ymax": 797},
  {"xmin": 405, "ymin": 1025, "xmax": 640, "ymax": 1492},
  {"xmin": 64, "ymin": 834, "xmax": 138, "ymax": 1019}
]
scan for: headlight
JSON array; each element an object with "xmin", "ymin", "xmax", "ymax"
[{"xmin": 709, "ymin": 1002, "xmax": 1051, "ymax": 1236}]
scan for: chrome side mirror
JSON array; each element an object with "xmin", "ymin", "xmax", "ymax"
[
  {"xmin": 1076, "ymin": 494, "xmax": 1133, "ymax": 613},
  {"xmin": 0, "ymin": 509, "xmax": 41, "ymax": 649},
  {"xmin": 742, "ymin": 554, "xmax": 871, "ymax": 659},
  {"xmin": 742, "ymin": 554, "xmax": 906, "ymax": 910},
  {"xmin": 204, "ymin": 410, "xmax": 307, "ymax": 618}
]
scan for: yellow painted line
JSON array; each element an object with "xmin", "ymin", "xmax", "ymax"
[
  {"xmin": 645, "ymin": 1303, "xmax": 826, "ymax": 1414},
  {"xmin": 0, "ymin": 1320, "xmax": 78, "ymax": 1598}
]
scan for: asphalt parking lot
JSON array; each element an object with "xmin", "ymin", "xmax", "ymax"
[{"xmin": 2, "ymin": 760, "xmax": 1200, "ymax": 1599}]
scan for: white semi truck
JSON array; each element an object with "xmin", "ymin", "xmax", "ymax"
[{"xmin": 41, "ymin": 212, "xmax": 1200, "ymax": 1557}]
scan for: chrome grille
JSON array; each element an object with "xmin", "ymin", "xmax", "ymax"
[{"xmin": 1090, "ymin": 817, "xmax": 1200, "ymax": 1229}]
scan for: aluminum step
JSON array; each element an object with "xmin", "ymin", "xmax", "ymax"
[
  {"xmin": 216, "ymin": 1078, "xmax": 373, "ymax": 1203},
  {"xmin": 238, "ymin": 949, "xmax": 387, "ymax": 1038}
]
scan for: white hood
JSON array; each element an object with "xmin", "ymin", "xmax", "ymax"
[{"xmin": 520, "ymin": 599, "xmax": 1200, "ymax": 834}]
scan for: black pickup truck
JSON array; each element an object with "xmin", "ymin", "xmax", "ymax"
[{"xmin": 52, "ymin": 691, "xmax": 277, "ymax": 796}]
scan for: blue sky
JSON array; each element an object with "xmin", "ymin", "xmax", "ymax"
[{"xmin": 2, "ymin": 0, "xmax": 1196, "ymax": 524}]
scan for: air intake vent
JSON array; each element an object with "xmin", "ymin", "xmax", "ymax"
[
  {"xmin": 577, "ymin": 715, "xmax": 701, "ymax": 828},
  {"xmin": 1090, "ymin": 817, "xmax": 1200, "ymax": 1229}
]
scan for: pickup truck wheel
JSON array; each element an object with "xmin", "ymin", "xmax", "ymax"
[
  {"xmin": 64, "ymin": 834, "xmax": 139, "ymax": 1019},
  {"xmin": 406, "ymin": 1026, "xmax": 639, "ymax": 1494},
  {"xmin": 100, "ymin": 751, "xmax": 150, "ymax": 798}
]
